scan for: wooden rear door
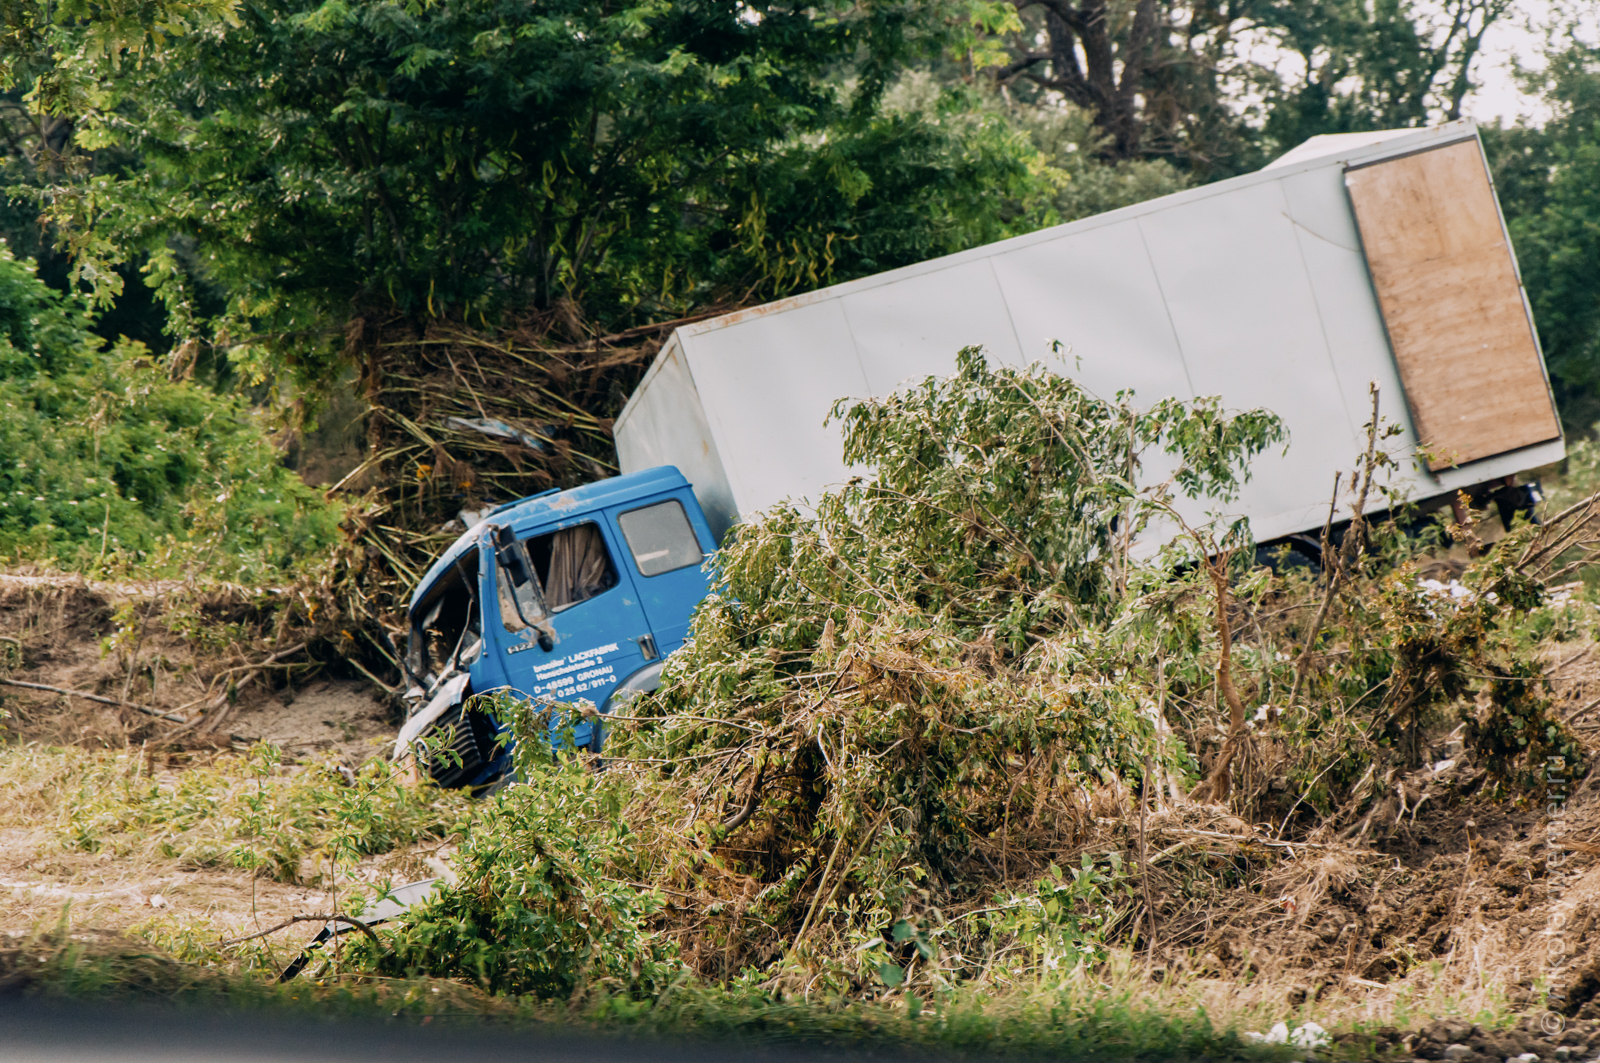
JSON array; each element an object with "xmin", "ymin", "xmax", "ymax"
[{"xmin": 1344, "ymin": 138, "xmax": 1559, "ymax": 470}]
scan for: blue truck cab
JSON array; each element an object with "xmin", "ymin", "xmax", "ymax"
[{"xmin": 395, "ymin": 466, "xmax": 716, "ymax": 788}]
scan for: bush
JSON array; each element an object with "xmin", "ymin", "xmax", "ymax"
[
  {"xmin": 372, "ymin": 715, "xmax": 683, "ymax": 998},
  {"xmin": 0, "ymin": 242, "xmax": 340, "ymax": 578}
]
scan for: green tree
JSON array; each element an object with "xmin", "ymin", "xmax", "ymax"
[
  {"xmin": 985, "ymin": 0, "xmax": 1511, "ymax": 170},
  {"xmin": 0, "ymin": 240, "xmax": 338, "ymax": 574},
  {"xmin": 1486, "ymin": 40, "xmax": 1600, "ymax": 432},
  {"xmin": 1256, "ymin": 0, "xmax": 1510, "ymax": 151},
  {"xmin": 1, "ymin": 0, "xmax": 236, "ymax": 352},
  {"xmin": 28, "ymin": 0, "xmax": 1060, "ymax": 391}
]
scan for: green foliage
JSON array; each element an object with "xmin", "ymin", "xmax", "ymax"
[
  {"xmin": 745, "ymin": 83, "xmax": 1064, "ymax": 291},
  {"xmin": 30, "ymin": 0, "xmax": 1062, "ymax": 386},
  {"xmin": 373, "ymin": 704, "xmax": 681, "ymax": 998},
  {"xmin": 0, "ymin": 241, "xmax": 339, "ymax": 575},
  {"xmin": 1487, "ymin": 42, "xmax": 1600, "ymax": 432},
  {"xmin": 53, "ymin": 743, "xmax": 465, "ymax": 882},
  {"xmin": 979, "ymin": 854, "xmax": 1130, "ymax": 974},
  {"xmin": 637, "ymin": 968, "xmax": 1246, "ymax": 1060},
  {"xmin": 1273, "ymin": 527, "xmax": 1584, "ymax": 811},
  {"xmin": 327, "ymin": 351, "xmax": 1284, "ymax": 997},
  {"xmin": 808, "ymin": 345, "xmax": 1282, "ymax": 638},
  {"xmin": 1009, "ymin": 104, "xmax": 1191, "ymax": 222},
  {"xmin": 978, "ymin": 0, "xmax": 1505, "ymax": 172},
  {"xmin": 1252, "ymin": 0, "xmax": 1502, "ymax": 153},
  {"xmin": 886, "ymin": 75, "xmax": 1191, "ymax": 225}
]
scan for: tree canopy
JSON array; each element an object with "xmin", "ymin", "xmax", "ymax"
[
  {"xmin": 1486, "ymin": 38, "xmax": 1600, "ymax": 433},
  {"xmin": 1, "ymin": 0, "xmax": 1598, "ymax": 568}
]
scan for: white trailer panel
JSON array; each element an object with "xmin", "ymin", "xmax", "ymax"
[{"xmin": 615, "ymin": 121, "xmax": 1564, "ymax": 547}]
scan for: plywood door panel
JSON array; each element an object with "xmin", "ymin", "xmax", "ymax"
[{"xmin": 1345, "ymin": 139, "xmax": 1558, "ymax": 470}]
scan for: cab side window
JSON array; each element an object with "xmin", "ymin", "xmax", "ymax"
[
  {"xmin": 497, "ymin": 522, "xmax": 619, "ymax": 631},
  {"xmin": 617, "ymin": 500, "xmax": 704, "ymax": 577}
]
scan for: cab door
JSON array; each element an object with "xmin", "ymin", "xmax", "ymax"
[
  {"xmin": 609, "ymin": 490, "xmax": 715, "ymax": 656},
  {"xmin": 488, "ymin": 517, "xmax": 649, "ymax": 748}
]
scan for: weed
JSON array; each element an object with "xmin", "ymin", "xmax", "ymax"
[{"xmin": 29, "ymin": 743, "xmax": 469, "ymax": 884}]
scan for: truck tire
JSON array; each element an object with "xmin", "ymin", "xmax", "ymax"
[{"xmin": 592, "ymin": 661, "xmax": 667, "ymax": 754}]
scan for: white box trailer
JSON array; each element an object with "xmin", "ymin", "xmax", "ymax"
[{"xmin": 614, "ymin": 121, "xmax": 1564, "ymax": 549}]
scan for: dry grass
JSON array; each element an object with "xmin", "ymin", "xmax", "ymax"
[{"xmin": 0, "ymin": 742, "xmax": 468, "ymax": 978}]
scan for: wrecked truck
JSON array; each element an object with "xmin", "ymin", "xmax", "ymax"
[
  {"xmin": 396, "ymin": 467, "xmax": 714, "ymax": 788},
  {"xmin": 397, "ymin": 120, "xmax": 1564, "ymax": 787}
]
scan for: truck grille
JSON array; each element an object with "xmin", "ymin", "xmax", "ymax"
[{"xmin": 422, "ymin": 702, "xmax": 497, "ymax": 788}]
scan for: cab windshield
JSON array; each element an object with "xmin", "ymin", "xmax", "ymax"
[{"xmin": 407, "ymin": 551, "xmax": 481, "ymax": 686}]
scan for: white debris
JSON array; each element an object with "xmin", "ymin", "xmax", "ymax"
[
  {"xmin": 1547, "ymin": 582, "xmax": 1583, "ymax": 607},
  {"xmin": 1418, "ymin": 578, "xmax": 1498, "ymax": 605},
  {"xmin": 1244, "ymin": 1023, "xmax": 1327, "ymax": 1050}
]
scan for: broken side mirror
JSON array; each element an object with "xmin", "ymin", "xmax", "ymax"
[{"xmin": 492, "ymin": 524, "xmax": 554, "ymax": 650}]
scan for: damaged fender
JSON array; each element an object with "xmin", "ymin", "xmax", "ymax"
[{"xmin": 392, "ymin": 673, "xmax": 471, "ymax": 762}]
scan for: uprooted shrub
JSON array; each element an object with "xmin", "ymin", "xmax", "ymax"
[
  {"xmin": 353, "ymin": 348, "xmax": 1586, "ymax": 1001},
  {"xmin": 1295, "ymin": 531, "xmax": 1584, "ymax": 811},
  {"xmin": 365, "ymin": 707, "xmax": 683, "ymax": 997},
  {"xmin": 365, "ymin": 347, "xmax": 1287, "ymax": 995}
]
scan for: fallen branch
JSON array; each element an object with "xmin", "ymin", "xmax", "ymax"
[
  {"xmin": 719, "ymin": 755, "xmax": 767, "ymax": 832},
  {"xmin": 794, "ymin": 804, "xmax": 891, "ymax": 951},
  {"xmin": 601, "ymin": 710, "xmax": 761, "ymax": 733},
  {"xmin": 1290, "ymin": 382, "xmax": 1382, "ymax": 706},
  {"xmin": 0, "ymin": 676, "xmax": 188, "ymax": 725},
  {"xmin": 218, "ymin": 912, "xmax": 383, "ymax": 952},
  {"xmin": 199, "ymin": 642, "xmax": 311, "ymax": 689},
  {"xmin": 1518, "ymin": 491, "xmax": 1600, "ymax": 576},
  {"xmin": 1153, "ymin": 826, "xmax": 1381, "ymax": 856},
  {"xmin": 347, "ymin": 657, "xmax": 401, "ymax": 697},
  {"xmin": 193, "ymin": 642, "xmax": 310, "ymax": 736}
]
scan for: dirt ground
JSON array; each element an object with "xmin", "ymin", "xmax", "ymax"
[
  {"xmin": 0, "ymin": 575, "xmax": 415, "ymax": 969},
  {"xmin": 0, "ymin": 572, "xmax": 394, "ymax": 762},
  {"xmin": 1113, "ymin": 635, "xmax": 1600, "ymax": 1041}
]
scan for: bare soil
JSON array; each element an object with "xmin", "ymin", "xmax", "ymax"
[
  {"xmin": 0, "ymin": 574, "xmax": 414, "ymax": 969},
  {"xmin": 0, "ymin": 572, "xmax": 394, "ymax": 762}
]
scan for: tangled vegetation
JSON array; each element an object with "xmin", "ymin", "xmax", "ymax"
[
  {"xmin": 325, "ymin": 351, "xmax": 1585, "ymax": 1011},
  {"xmin": 0, "ymin": 347, "xmax": 1595, "ymax": 1060}
]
